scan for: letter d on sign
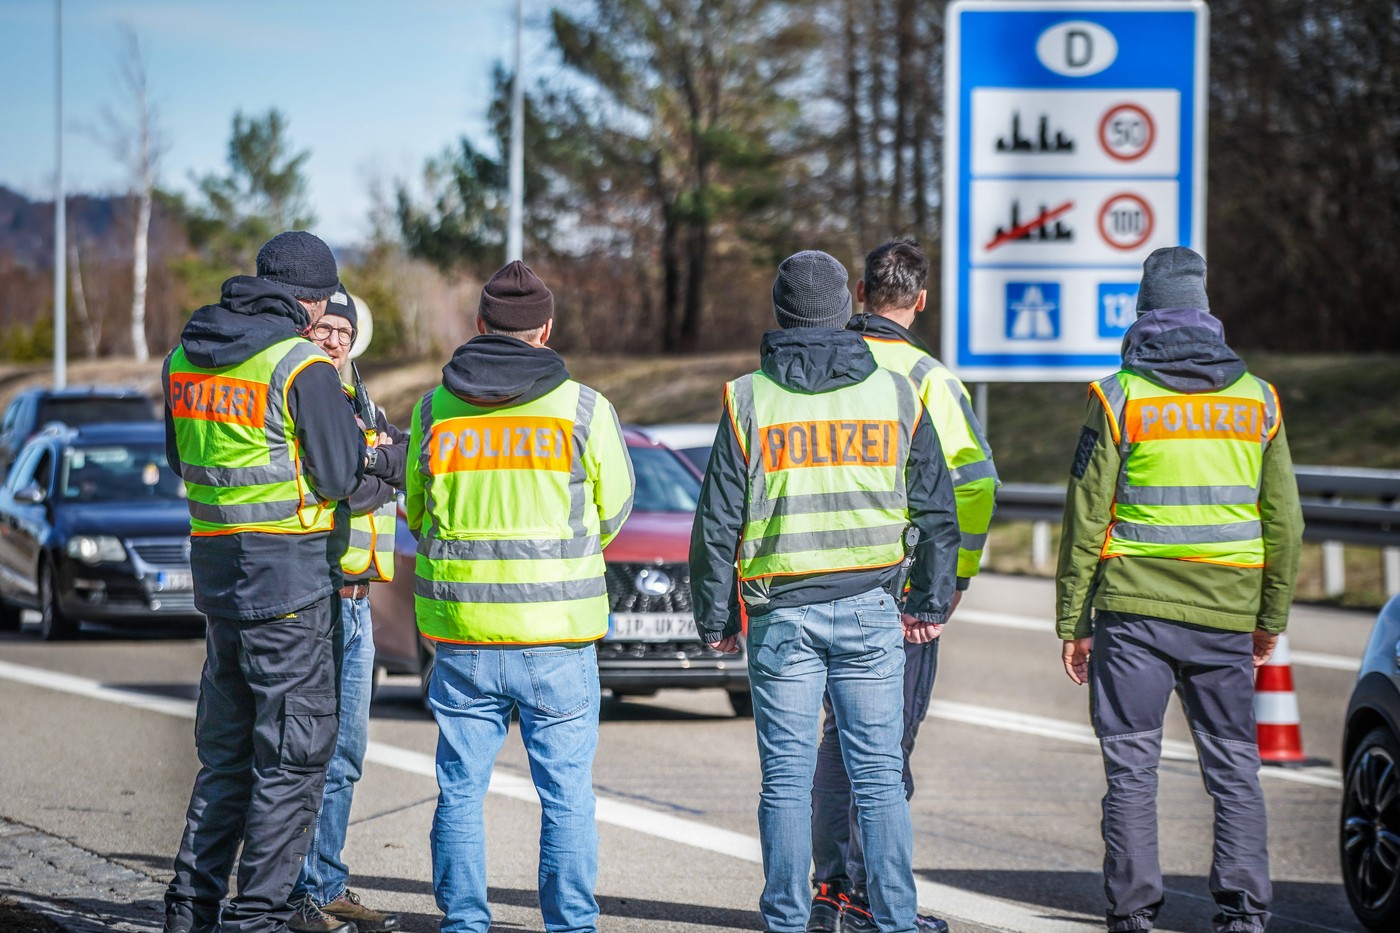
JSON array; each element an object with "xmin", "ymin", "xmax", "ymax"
[{"xmin": 1036, "ymin": 20, "xmax": 1117, "ymax": 77}]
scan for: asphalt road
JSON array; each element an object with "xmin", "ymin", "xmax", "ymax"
[{"xmin": 0, "ymin": 574, "xmax": 1371, "ymax": 933}]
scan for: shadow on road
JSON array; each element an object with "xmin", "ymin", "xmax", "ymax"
[{"xmin": 370, "ymin": 686, "xmax": 742, "ymax": 725}]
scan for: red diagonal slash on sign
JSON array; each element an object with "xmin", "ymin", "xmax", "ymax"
[{"xmin": 984, "ymin": 200, "xmax": 1074, "ymax": 251}]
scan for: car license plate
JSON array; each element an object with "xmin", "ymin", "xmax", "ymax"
[
  {"xmin": 155, "ymin": 570, "xmax": 193, "ymax": 592},
  {"xmin": 608, "ymin": 612, "xmax": 696, "ymax": 642}
]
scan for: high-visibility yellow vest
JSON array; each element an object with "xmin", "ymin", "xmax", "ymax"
[
  {"xmin": 412, "ymin": 380, "xmax": 633, "ymax": 644},
  {"xmin": 165, "ymin": 338, "xmax": 337, "ymax": 536},
  {"xmin": 863, "ymin": 336, "xmax": 999, "ymax": 577},
  {"xmin": 726, "ymin": 368, "xmax": 920, "ymax": 581},
  {"xmin": 342, "ymin": 502, "xmax": 398, "ymax": 582},
  {"xmin": 1090, "ymin": 371, "xmax": 1280, "ymax": 568}
]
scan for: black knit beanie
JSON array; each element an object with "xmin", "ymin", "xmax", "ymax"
[
  {"xmin": 478, "ymin": 260, "xmax": 554, "ymax": 331},
  {"xmin": 325, "ymin": 286, "xmax": 358, "ymax": 336},
  {"xmin": 1136, "ymin": 246, "xmax": 1208, "ymax": 313},
  {"xmin": 773, "ymin": 250, "xmax": 852, "ymax": 329},
  {"xmin": 256, "ymin": 231, "xmax": 340, "ymax": 301}
]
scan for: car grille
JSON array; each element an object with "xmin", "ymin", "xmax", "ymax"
[
  {"xmin": 605, "ymin": 562, "xmax": 691, "ymax": 613},
  {"xmin": 148, "ymin": 591, "xmax": 198, "ymax": 613},
  {"xmin": 596, "ymin": 640, "xmax": 732, "ymax": 660},
  {"xmin": 130, "ymin": 539, "xmax": 189, "ymax": 566}
]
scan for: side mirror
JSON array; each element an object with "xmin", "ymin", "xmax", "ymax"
[{"xmin": 14, "ymin": 483, "xmax": 45, "ymax": 505}]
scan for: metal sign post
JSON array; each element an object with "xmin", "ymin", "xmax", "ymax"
[{"xmin": 942, "ymin": 1, "xmax": 1208, "ymax": 383}]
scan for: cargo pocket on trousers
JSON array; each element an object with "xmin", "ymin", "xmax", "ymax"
[{"xmin": 280, "ymin": 693, "xmax": 338, "ymax": 772}]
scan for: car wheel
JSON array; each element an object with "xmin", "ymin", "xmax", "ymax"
[
  {"xmin": 727, "ymin": 689, "xmax": 754, "ymax": 718},
  {"xmin": 0, "ymin": 598, "xmax": 21, "ymax": 632},
  {"xmin": 1342, "ymin": 726, "xmax": 1400, "ymax": 930},
  {"xmin": 38, "ymin": 558, "xmax": 79, "ymax": 641}
]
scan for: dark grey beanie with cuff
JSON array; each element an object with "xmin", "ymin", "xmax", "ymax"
[
  {"xmin": 1136, "ymin": 246, "xmax": 1208, "ymax": 313},
  {"xmin": 325, "ymin": 286, "xmax": 358, "ymax": 336},
  {"xmin": 256, "ymin": 231, "xmax": 341, "ymax": 301},
  {"xmin": 773, "ymin": 250, "xmax": 853, "ymax": 329}
]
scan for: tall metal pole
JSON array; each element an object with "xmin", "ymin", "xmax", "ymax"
[
  {"xmin": 53, "ymin": 0, "xmax": 66, "ymax": 388},
  {"xmin": 505, "ymin": 0, "xmax": 524, "ymax": 263}
]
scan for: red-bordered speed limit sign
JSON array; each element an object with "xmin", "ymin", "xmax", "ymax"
[
  {"xmin": 1098, "ymin": 193, "xmax": 1154, "ymax": 250},
  {"xmin": 1099, "ymin": 103, "xmax": 1155, "ymax": 162}
]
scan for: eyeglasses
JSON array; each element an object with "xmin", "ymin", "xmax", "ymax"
[{"xmin": 309, "ymin": 322, "xmax": 354, "ymax": 347}]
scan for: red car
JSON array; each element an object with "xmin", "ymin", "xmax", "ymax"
[{"xmin": 371, "ymin": 427, "xmax": 752, "ymax": 716}]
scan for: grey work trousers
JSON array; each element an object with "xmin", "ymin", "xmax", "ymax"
[
  {"xmin": 164, "ymin": 595, "xmax": 342, "ymax": 933},
  {"xmin": 811, "ymin": 639, "xmax": 940, "ymax": 895},
  {"xmin": 1090, "ymin": 612, "xmax": 1271, "ymax": 933}
]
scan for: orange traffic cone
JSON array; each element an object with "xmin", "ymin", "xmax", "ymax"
[{"xmin": 1254, "ymin": 634, "xmax": 1307, "ymax": 766}]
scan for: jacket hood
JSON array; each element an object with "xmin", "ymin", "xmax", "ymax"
[
  {"xmin": 179, "ymin": 276, "xmax": 311, "ymax": 368},
  {"xmin": 441, "ymin": 334, "xmax": 570, "ymax": 407},
  {"xmin": 1120, "ymin": 307, "xmax": 1247, "ymax": 393},
  {"xmin": 847, "ymin": 312, "xmax": 936, "ymax": 357},
  {"xmin": 759, "ymin": 328, "xmax": 877, "ymax": 393}
]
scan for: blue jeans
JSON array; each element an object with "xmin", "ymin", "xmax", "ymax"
[
  {"xmin": 293, "ymin": 594, "xmax": 374, "ymax": 905},
  {"xmin": 429, "ymin": 642, "xmax": 601, "ymax": 933},
  {"xmin": 812, "ymin": 639, "xmax": 939, "ymax": 895},
  {"xmin": 747, "ymin": 588, "xmax": 915, "ymax": 933}
]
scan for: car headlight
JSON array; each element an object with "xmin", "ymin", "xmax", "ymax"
[{"xmin": 66, "ymin": 535, "xmax": 127, "ymax": 564}]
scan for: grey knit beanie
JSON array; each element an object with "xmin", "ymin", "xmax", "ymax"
[
  {"xmin": 256, "ymin": 231, "xmax": 341, "ymax": 301},
  {"xmin": 772, "ymin": 250, "xmax": 853, "ymax": 329},
  {"xmin": 1136, "ymin": 246, "xmax": 1208, "ymax": 313}
]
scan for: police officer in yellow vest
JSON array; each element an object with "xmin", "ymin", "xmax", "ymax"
[
  {"xmin": 161, "ymin": 232, "xmax": 366, "ymax": 933},
  {"xmin": 407, "ymin": 261, "xmax": 634, "ymax": 933},
  {"xmin": 807, "ymin": 238, "xmax": 999, "ymax": 933},
  {"xmin": 1056, "ymin": 247, "xmax": 1303, "ymax": 933},
  {"xmin": 690, "ymin": 250, "xmax": 960, "ymax": 933},
  {"xmin": 288, "ymin": 287, "xmax": 404, "ymax": 933}
]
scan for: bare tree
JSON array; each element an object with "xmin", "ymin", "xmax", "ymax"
[{"xmin": 98, "ymin": 26, "xmax": 167, "ymax": 362}]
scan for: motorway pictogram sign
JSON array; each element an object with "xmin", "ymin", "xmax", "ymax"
[{"xmin": 944, "ymin": 1, "xmax": 1208, "ymax": 382}]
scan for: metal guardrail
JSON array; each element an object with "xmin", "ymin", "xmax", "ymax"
[{"xmin": 994, "ymin": 466, "xmax": 1400, "ymax": 548}]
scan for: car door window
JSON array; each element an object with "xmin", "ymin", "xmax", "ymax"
[{"xmin": 6, "ymin": 447, "xmax": 40, "ymax": 491}]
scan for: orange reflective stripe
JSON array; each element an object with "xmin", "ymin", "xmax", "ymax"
[
  {"xmin": 1124, "ymin": 396, "xmax": 1265, "ymax": 443},
  {"xmin": 1266, "ymin": 383, "xmax": 1282, "ymax": 441},
  {"xmin": 168, "ymin": 374, "xmax": 267, "ymax": 427},
  {"xmin": 428, "ymin": 416, "xmax": 572, "ymax": 474},
  {"xmin": 759, "ymin": 420, "xmax": 898, "ymax": 471}
]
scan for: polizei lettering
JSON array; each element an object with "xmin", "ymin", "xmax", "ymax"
[
  {"xmin": 760, "ymin": 419, "xmax": 899, "ymax": 471},
  {"xmin": 1127, "ymin": 397, "xmax": 1264, "ymax": 443},
  {"xmin": 429, "ymin": 416, "xmax": 573, "ymax": 474},
  {"xmin": 168, "ymin": 375, "xmax": 267, "ymax": 427}
]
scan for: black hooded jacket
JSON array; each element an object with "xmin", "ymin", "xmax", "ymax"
[
  {"xmin": 689, "ymin": 329, "xmax": 960, "ymax": 641},
  {"xmin": 439, "ymin": 333, "xmax": 572, "ymax": 407},
  {"xmin": 164, "ymin": 276, "xmax": 366, "ymax": 620}
]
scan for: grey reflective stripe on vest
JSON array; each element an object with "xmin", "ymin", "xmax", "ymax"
[
  {"xmin": 417, "ymin": 391, "xmax": 439, "ymax": 542},
  {"xmin": 567, "ymin": 385, "xmax": 598, "ymax": 540},
  {"xmin": 1111, "ymin": 519, "xmax": 1262, "ymax": 544},
  {"xmin": 1115, "ymin": 483, "xmax": 1260, "ymax": 506},
  {"xmin": 729, "ymin": 375, "xmax": 765, "ymax": 504},
  {"xmin": 961, "ymin": 530, "xmax": 989, "ymax": 552},
  {"xmin": 748, "ymin": 489, "xmax": 910, "ymax": 522},
  {"xmin": 178, "ymin": 461, "xmax": 298, "ymax": 488},
  {"xmin": 420, "ymin": 535, "xmax": 602, "ymax": 562},
  {"xmin": 414, "ymin": 575, "xmax": 608, "ymax": 604},
  {"xmin": 1255, "ymin": 376, "xmax": 1278, "ymax": 449},
  {"xmin": 348, "ymin": 527, "xmax": 374, "ymax": 550},
  {"xmin": 949, "ymin": 459, "xmax": 999, "ymax": 487},
  {"xmin": 186, "ymin": 497, "xmax": 303, "ymax": 524},
  {"xmin": 739, "ymin": 522, "xmax": 907, "ymax": 562},
  {"xmin": 909, "ymin": 355, "xmax": 938, "ymax": 387},
  {"xmin": 1096, "ymin": 374, "xmax": 1129, "ymax": 451},
  {"xmin": 598, "ymin": 400, "xmax": 634, "ymax": 535},
  {"xmin": 890, "ymin": 371, "xmax": 916, "ymax": 500}
]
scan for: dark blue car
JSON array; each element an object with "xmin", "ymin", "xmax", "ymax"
[{"xmin": 0, "ymin": 422, "xmax": 201, "ymax": 640}]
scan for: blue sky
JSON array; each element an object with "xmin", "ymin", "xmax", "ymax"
[{"xmin": 0, "ymin": 0, "xmax": 554, "ymax": 246}]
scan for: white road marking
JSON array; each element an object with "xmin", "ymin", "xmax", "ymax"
[
  {"xmin": 0, "ymin": 657, "xmax": 1343, "ymax": 932},
  {"xmin": 957, "ymin": 609, "xmax": 1362, "ymax": 672}
]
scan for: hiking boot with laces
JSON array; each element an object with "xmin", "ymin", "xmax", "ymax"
[
  {"xmin": 806, "ymin": 881, "xmax": 845, "ymax": 932},
  {"xmin": 322, "ymin": 889, "xmax": 400, "ymax": 933},
  {"xmin": 287, "ymin": 892, "xmax": 358, "ymax": 933},
  {"xmin": 839, "ymin": 891, "xmax": 951, "ymax": 933}
]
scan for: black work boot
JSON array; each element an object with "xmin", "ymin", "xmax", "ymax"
[{"xmin": 806, "ymin": 881, "xmax": 845, "ymax": 932}]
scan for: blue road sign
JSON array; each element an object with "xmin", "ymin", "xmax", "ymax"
[{"xmin": 942, "ymin": 1, "xmax": 1208, "ymax": 382}]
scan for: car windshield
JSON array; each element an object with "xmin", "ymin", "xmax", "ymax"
[
  {"xmin": 37, "ymin": 396, "xmax": 154, "ymax": 428},
  {"xmin": 61, "ymin": 444, "xmax": 185, "ymax": 503},
  {"xmin": 630, "ymin": 445, "xmax": 701, "ymax": 513}
]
